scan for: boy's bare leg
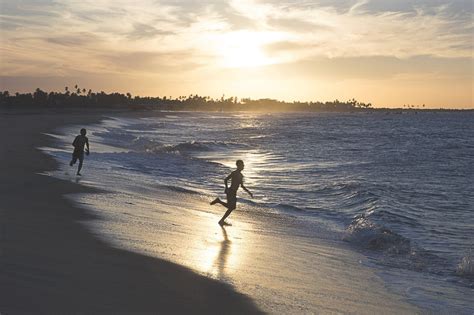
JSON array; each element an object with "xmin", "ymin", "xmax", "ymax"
[
  {"xmin": 210, "ymin": 198, "xmax": 228, "ymax": 207},
  {"xmin": 77, "ymin": 159, "xmax": 83, "ymax": 175},
  {"xmin": 70, "ymin": 156, "xmax": 76, "ymax": 167},
  {"xmin": 218, "ymin": 208, "xmax": 234, "ymax": 225}
]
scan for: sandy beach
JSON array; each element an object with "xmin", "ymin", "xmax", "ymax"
[
  {"xmin": 0, "ymin": 109, "xmax": 262, "ymax": 313},
  {"xmin": 0, "ymin": 109, "xmax": 430, "ymax": 314}
]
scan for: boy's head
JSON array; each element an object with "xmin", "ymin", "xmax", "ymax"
[
  {"xmin": 80, "ymin": 128, "xmax": 87, "ymax": 136},
  {"xmin": 236, "ymin": 159, "xmax": 244, "ymax": 170}
]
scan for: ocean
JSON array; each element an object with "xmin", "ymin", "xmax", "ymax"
[{"xmin": 45, "ymin": 111, "xmax": 473, "ymax": 313}]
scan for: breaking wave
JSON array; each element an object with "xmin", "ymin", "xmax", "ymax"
[
  {"xmin": 457, "ymin": 250, "xmax": 474, "ymax": 279},
  {"xmin": 140, "ymin": 140, "xmax": 246, "ymax": 155},
  {"xmin": 344, "ymin": 215, "xmax": 412, "ymax": 255}
]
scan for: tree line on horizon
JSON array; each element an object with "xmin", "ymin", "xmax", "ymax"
[{"xmin": 0, "ymin": 86, "xmax": 373, "ymax": 112}]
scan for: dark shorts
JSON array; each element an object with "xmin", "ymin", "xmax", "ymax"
[
  {"xmin": 226, "ymin": 191, "xmax": 237, "ymax": 210},
  {"xmin": 72, "ymin": 150, "xmax": 84, "ymax": 163}
]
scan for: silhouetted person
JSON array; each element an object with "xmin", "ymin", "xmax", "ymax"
[
  {"xmin": 211, "ymin": 160, "xmax": 253, "ymax": 226},
  {"xmin": 69, "ymin": 128, "xmax": 90, "ymax": 176}
]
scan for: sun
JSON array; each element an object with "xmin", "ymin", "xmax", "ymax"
[
  {"xmin": 223, "ymin": 44, "xmax": 267, "ymax": 68},
  {"xmin": 214, "ymin": 31, "xmax": 283, "ymax": 68}
]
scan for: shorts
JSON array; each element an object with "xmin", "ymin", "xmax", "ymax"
[
  {"xmin": 72, "ymin": 149, "xmax": 84, "ymax": 163},
  {"xmin": 226, "ymin": 191, "xmax": 237, "ymax": 210}
]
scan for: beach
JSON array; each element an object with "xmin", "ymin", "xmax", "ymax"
[
  {"xmin": 1, "ymin": 109, "xmax": 433, "ymax": 314},
  {"xmin": 0, "ymin": 109, "xmax": 261, "ymax": 313},
  {"xmin": 4, "ymin": 109, "xmax": 473, "ymax": 313}
]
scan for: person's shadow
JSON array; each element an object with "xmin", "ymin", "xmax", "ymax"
[{"xmin": 214, "ymin": 226, "xmax": 231, "ymax": 279}]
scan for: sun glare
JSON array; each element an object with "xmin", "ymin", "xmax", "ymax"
[{"xmin": 214, "ymin": 31, "xmax": 284, "ymax": 68}]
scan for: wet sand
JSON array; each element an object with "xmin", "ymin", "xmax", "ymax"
[
  {"xmin": 70, "ymin": 185, "xmax": 422, "ymax": 314},
  {"xmin": 0, "ymin": 109, "xmax": 261, "ymax": 313}
]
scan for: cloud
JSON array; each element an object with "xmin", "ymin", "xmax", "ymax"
[
  {"xmin": 265, "ymin": 55, "xmax": 474, "ymax": 80},
  {"xmin": 44, "ymin": 33, "xmax": 102, "ymax": 47},
  {"xmin": 266, "ymin": 17, "xmax": 332, "ymax": 33},
  {"xmin": 257, "ymin": 0, "xmax": 472, "ymax": 17},
  {"xmin": 98, "ymin": 50, "xmax": 206, "ymax": 73},
  {"xmin": 0, "ymin": 0, "xmax": 472, "ymax": 107},
  {"xmin": 282, "ymin": 2, "xmax": 471, "ymax": 58},
  {"xmin": 264, "ymin": 41, "xmax": 318, "ymax": 53},
  {"xmin": 357, "ymin": 0, "xmax": 473, "ymax": 18},
  {"xmin": 126, "ymin": 23, "xmax": 174, "ymax": 39}
]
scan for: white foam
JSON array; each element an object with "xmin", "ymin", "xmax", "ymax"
[{"xmin": 457, "ymin": 250, "xmax": 474, "ymax": 277}]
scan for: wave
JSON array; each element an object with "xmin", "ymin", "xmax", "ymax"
[
  {"xmin": 314, "ymin": 182, "xmax": 360, "ymax": 196},
  {"xmin": 342, "ymin": 214, "xmax": 471, "ymax": 280},
  {"xmin": 457, "ymin": 250, "xmax": 474, "ymax": 279},
  {"xmin": 142, "ymin": 140, "xmax": 247, "ymax": 155},
  {"xmin": 157, "ymin": 184, "xmax": 201, "ymax": 195},
  {"xmin": 154, "ymin": 141, "xmax": 215, "ymax": 153},
  {"xmin": 343, "ymin": 215, "xmax": 412, "ymax": 255},
  {"xmin": 275, "ymin": 203, "xmax": 306, "ymax": 213},
  {"xmin": 94, "ymin": 130, "xmax": 138, "ymax": 148},
  {"xmin": 131, "ymin": 135, "xmax": 162, "ymax": 150}
]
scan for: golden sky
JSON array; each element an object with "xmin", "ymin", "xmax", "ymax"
[{"xmin": 1, "ymin": 0, "xmax": 473, "ymax": 108}]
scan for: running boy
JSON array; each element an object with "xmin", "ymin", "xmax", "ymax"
[
  {"xmin": 70, "ymin": 128, "xmax": 90, "ymax": 176},
  {"xmin": 211, "ymin": 160, "xmax": 253, "ymax": 226}
]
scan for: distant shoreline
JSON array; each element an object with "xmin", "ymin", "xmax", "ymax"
[
  {"xmin": 1, "ymin": 103, "xmax": 472, "ymax": 113},
  {"xmin": 2, "ymin": 88, "xmax": 471, "ymax": 111}
]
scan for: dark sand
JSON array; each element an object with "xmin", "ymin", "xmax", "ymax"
[{"xmin": 0, "ymin": 109, "xmax": 261, "ymax": 314}]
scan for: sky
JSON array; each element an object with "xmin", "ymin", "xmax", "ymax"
[{"xmin": 0, "ymin": 0, "xmax": 473, "ymax": 108}]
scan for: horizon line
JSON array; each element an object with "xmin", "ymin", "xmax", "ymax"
[{"xmin": 1, "ymin": 87, "xmax": 472, "ymax": 110}]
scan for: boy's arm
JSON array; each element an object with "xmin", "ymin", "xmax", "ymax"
[
  {"xmin": 224, "ymin": 173, "xmax": 232, "ymax": 191},
  {"xmin": 72, "ymin": 136, "xmax": 77, "ymax": 147},
  {"xmin": 241, "ymin": 184, "xmax": 253, "ymax": 198},
  {"xmin": 85, "ymin": 138, "xmax": 90, "ymax": 155},
  {"xmin": 224, "ymin": 174, "xmax": 232, "ymax": 187}
]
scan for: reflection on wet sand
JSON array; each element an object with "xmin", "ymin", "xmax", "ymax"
[
  {"xmin": 72, "ymin": 189, "xmax": 421, "ymax": 314},
  {"xmin": 214, "ymin": 226, "xmax": 231, "ymax": 280}
]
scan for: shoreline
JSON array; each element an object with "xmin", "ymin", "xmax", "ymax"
[
  {"xmin": 41, "ymin": 111, "xmax": 425, "ymax": 313},
  {"xmin": 2, "ymin": 105, "xmax": 473, "ymax": 113},
  {"xmin": 0, "ymin": 110, "xmax": 261, "ymax": 313}
]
